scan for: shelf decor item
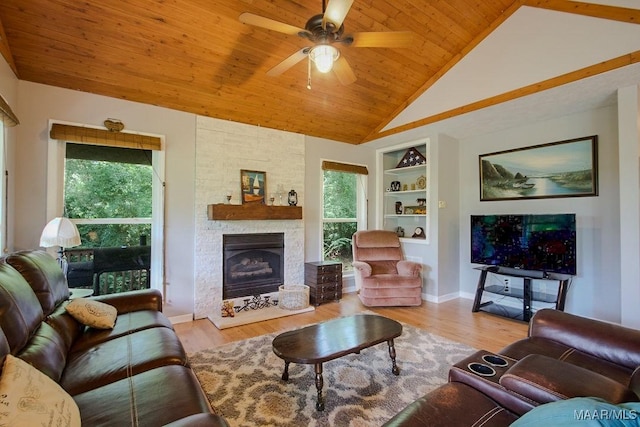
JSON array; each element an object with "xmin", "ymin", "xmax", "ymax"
[
  {"xmin": 396, "ymin": 147, "xmax": 427, "ymax": 168},
  {"xmin": 240, "ymin": 170, "xmax": 266, "ymax": 204},
  {"xmin": 403, "ymin": 205, "xmax": 426, "ymax": 215},
  {"xmin": 412, "ymin": 227, "xmax": 426, "ymax": 238},
  {"xmin": 416, "ymin": 175, "xmax": 426, "ymax": 189}
]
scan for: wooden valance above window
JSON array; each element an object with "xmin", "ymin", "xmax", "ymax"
[
  {"xmin": 321, "ymin": 160, "xmax": 368, "ymax": 175},
  {"xmin": 0, "ymin": 94, "xmax": 19, "ymax": 127},
  {"xmin": 49, "ymin": 123, "xmax": 162, "ymax": 151}
]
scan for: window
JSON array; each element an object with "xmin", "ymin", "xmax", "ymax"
[
  {"xmin": 64, "ymin": 143, "xmax": 152, "ymax": 248},
  {"xmin": 322, "ymin": 161, "xmax": 368, "ymax": 272}
]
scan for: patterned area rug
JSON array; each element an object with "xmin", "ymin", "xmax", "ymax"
[{"xmin": 188, "ymin": 320, "xmax": 476, "ymax": 427}]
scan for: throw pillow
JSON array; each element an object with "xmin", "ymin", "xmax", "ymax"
[
  {"xmin": 65, "ymin": 298, "xmax": 117, "ymax": 329},
  {"xmin": 0, "ymin": 354, "xmax": 81, "ymax": 426}
]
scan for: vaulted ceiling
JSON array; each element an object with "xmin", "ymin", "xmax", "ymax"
[{"xmin": 0, "ymin": 1, "xmax": 638, "ymax": 144}]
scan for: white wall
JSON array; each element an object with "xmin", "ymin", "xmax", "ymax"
[
  {"xmin": 458, "ymin": 106, "xmax": 621, "ymax": 322},
  {"xmin": 0, "ymin": 58, "xmax": 19, "ymax": 251},
  {"xmin": 13, "ymin": 81, "xmax": 198, "ymax": 315},
  {"xmin": 618, "ymin": 84, "xmax": 640, "ymax": 328},
  {"xmin": 435, "ymin": 134, "xmax": 460, "ymax": 299}
]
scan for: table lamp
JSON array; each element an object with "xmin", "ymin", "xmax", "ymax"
[{"xmin": 39, "ymin": 217, "xmax": 81, "ymax": 267}]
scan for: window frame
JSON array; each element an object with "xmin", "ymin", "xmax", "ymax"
[
  {"xmin": 46, "ymin": 120, "xmax": 165, "ymax": 292},
  {"xmin": 0, "ymin": 120, "xmax": 5, "ymax": 254}
]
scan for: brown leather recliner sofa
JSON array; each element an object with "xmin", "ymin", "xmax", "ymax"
[
  {"xmin": 0, "ymin": 250, "xmax": 228, "ymax": 426},
  {"xmin": 385, "ymin": 308, "xmax": 640, "ymax": 426}
]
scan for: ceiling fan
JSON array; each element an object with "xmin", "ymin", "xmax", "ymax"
[{"xmin": 239, "ymin": 0, "xmax": 414, "ymax": 88}]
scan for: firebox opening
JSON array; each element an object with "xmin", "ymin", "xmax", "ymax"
[{"xmin": 223, "ymin": 233, "xmax": 284, "ymax": 300}]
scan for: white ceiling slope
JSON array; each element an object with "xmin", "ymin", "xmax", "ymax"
[{"xmin": 383, "ymin": 3, "xmax": 640, "ymax": 134}]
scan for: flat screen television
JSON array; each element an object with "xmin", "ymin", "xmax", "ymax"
[{"xmin": 471, "ymin": 214, "xmax": 576, "ymax": 275}]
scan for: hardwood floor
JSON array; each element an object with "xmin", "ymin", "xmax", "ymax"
[{"xmin": 173, "ymin": 293, "xmax": 529, "ymax": 354}]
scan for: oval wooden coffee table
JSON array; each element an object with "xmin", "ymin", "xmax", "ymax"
[{"xmin": 272, "ymin": 314, "xmax": 402, "ymax": 411}]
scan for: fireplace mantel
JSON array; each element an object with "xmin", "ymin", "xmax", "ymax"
[{"xmin": 207, "ymin": 204, "xmax": 302, "ymax": 220}]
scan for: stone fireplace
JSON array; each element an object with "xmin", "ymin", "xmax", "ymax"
[
  {"xmin": 222, "ymin": 233, "xmax": 284, "ymax": 299},
  {"xmin": 193, "ymin": 116, "xmax": 305, "ymax": 321}
]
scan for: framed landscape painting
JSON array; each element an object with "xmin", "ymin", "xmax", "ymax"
[
  {"xmin": 479, "ymin": 136, "xmax": 598, "ymax": 201},
  {"xmin": 241, "ymin": 170, "xmax": 266, "ymax": 204}
]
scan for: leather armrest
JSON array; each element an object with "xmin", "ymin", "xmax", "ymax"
[
  {"xmin": 162, "ymin": 413, "xmax": 230, "ymax": 427},
  {"xmin": 352, "ymin": 261, "xmax": 372, "ymax": 278},
  {"xmin": 397, "ymin": 260, "xmax": 421, "ymax": 277},
  {"xmin": 499, "ymin": 354, "xmax": 639, "ymax": 406},
  {"xmin": 91, "ymin": 288, "xmax": 163, "ymax": 313}
]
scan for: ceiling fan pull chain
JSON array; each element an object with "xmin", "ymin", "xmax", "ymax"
[{"xmin": 307, "ymin": 56, "xmax": 312, "ymax": 90}]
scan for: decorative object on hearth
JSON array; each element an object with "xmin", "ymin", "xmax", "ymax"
[
  {"xmin": 234, "ymin": 295, "xmax": 278, "ymax": 313},
  {"xmin": 103, "ymin": 118, "xmax": 124, "ymax": 132},
  {"xmin": 412, "ymin": 227, "xmax": 426, "ymax": 238},
  {"xmin": 288, "ymin": 189, "xmax": 298, "ymax": 206},
  {"xmin": 239, "ymin": 0, "xmax": 414, "ymax": 88},
  {"xmin": 396, "ymin": 147, "xmax": 427, "ymax": 168},
  {"xmin": 240, "ymin": 170, "xmax": 266, "ymax": 204},
  {"xmin": 278, "ymin": 284, "xmax": 310, "ymax": 310},
  {"xmin": 221, "ymin": 300, "xmax": 235, "ymax": 318},
  {"xmin": 390, "ymin": 180, "xmax": 401, "ymax": 191}
]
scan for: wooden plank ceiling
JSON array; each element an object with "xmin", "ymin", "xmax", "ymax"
[{"xmin": 0, "ymin": 1, "xmax": 635, "ymax": 144}]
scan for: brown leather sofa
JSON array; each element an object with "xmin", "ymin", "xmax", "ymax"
[
  {"xmin": 384, "ymin": 308, "xmax": 640, "ymax": 426},
  {"xmin": 0, "ymin": 250, "xmax": 228, "ymax": 426}
]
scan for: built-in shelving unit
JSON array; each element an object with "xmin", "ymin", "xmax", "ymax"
[
  {"xmin": 207, "ymin": 204, "xmax": 302, "ymax": 220},
  {"xmin": 377, "ymin": 141, "xmax": 429, "ymax": 244}
]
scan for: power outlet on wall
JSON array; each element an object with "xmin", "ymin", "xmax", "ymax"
[{"xmin": 503, "ymin": 278, "xmax": 510, "ymax": 293}]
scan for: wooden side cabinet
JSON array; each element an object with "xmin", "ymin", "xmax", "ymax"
[{"xmin": 304, "ymin": 261, "xmax": 342, "ymax": 306}]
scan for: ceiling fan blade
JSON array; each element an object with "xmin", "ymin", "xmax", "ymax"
[
  {"xmin": 333, "ymin": 56, "xmax": 356, "ymax": 86},
  {"xmin": 239, "ymin": 13, "xmax": 308, "ymax": 36},
  {"xmin": 266, "ymin": 49, "xmax": 309, "ymax": 77},
  {"xmin": 322, "ymin": 0, "xmax": 354, "ymax": 31},
  {"xmin": 349, "ymin": 31, "xmax": 415, "ymax": 48}
]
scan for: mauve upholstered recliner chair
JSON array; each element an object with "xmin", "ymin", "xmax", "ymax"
[{"xmin": 352, "ymin": 230, "xmax": 423, "ymax": 307}]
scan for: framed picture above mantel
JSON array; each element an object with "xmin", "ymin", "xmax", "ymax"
[
  {"xmin": 241, "ymin": 169, "xmax": 266, "ymax": 205},
  {"xmin": 479, "ymin": 135, "xmax": 598, "ymax": 201}
]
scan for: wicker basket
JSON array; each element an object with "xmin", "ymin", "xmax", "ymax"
[{"xmin": 278, "ymin": 284, "xmax": 310, "ymax": 310}]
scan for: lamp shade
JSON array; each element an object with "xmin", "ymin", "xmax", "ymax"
[
  {"xmin": 39, "ymin": 217, "xmax": 81, "ymax": 248},
  {"xmin": 309, "ymin": 45, "xmax": 339, "ymax": 73}
]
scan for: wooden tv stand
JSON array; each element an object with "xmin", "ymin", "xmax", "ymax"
[{"xmin": 471, "ymin": 266, "xmax": 572, "ymax": 322}]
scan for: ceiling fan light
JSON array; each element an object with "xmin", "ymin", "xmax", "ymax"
[{"xmin": 310, "ymin": 45, "xmax": 339, "ymax": 73}]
